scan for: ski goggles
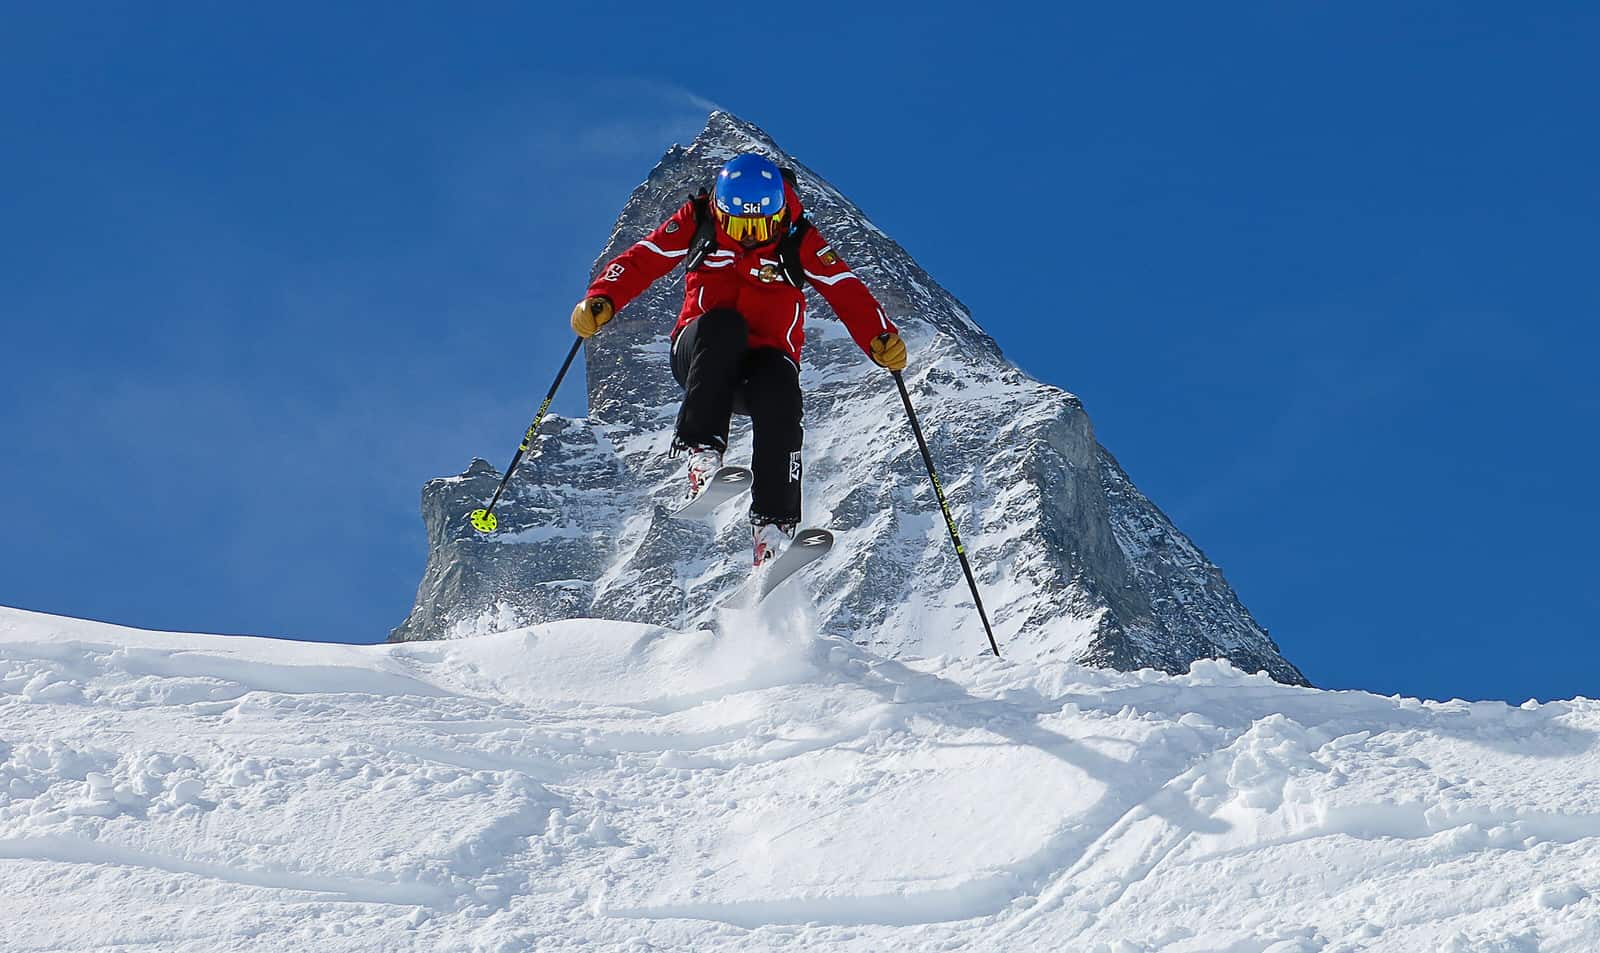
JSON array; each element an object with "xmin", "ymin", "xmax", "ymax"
[{"xmin": 715, "ymin": 205, "xmax": 787, "ymax": 244}]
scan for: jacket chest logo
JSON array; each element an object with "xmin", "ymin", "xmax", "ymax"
[{"xmin": 756, "ymin": 263, "xmax": 781, "ymax": 284}]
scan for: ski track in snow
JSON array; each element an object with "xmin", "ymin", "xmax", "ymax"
[{"xmin": 2, "ymin": 605, "xmax": 1598, "ymax": 952}]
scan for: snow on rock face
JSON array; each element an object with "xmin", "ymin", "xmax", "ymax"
[
  {"xmin": 390, "ymin": 110, "xmax": 1305, "ymax": 686},
  {"xmin": 5, "ymin": 606, "xmax": 1598, "ymax": 952}
]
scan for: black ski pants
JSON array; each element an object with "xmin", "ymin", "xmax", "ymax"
[{"xmin": 671, "ymin": 309, "xmax": 802, "ymax": 525}]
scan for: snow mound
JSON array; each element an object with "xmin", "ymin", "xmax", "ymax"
[{"xmin": 2, "ymin": 605, "xmax": 1596, "ymax": 951}]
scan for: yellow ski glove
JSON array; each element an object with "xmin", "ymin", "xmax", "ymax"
[
  {"xmin": 870, "ymin": 332, "xmax": 908, "ymax": 371},
  {"xmin": 570, "ymin": 296, "xmax": 614, "ymax": 338}
]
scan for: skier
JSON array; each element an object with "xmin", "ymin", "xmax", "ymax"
[{"xmin": 569, "ymin": 153, "xmax": 907, "ymax": 568}]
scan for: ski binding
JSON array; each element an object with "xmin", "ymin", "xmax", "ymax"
[
  {"xmin": 671, "ymin": 466, "xmax": 752, "ymax": 520},
  {"xmin": 759, "ymin": 528, "xmax": 833, "ymax": 600}
]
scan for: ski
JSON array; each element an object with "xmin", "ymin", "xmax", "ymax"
[
  {"xmin": 758, "ymin": 528, "xmax": 833, "ymax": 600},
  {"xmin": 671, "ymin": 466, "xmax": 752, "ymax": 520}
]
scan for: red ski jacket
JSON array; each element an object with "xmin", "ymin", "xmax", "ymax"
[{"xmin": 585, "ymin": 183, "xmax": 896, "ymax": 365}]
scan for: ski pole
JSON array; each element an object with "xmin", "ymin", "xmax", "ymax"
[
  {"xmin": 891, "ymin": 370, "xmax": 1002, "ymax": 657},
  {"xmin": 468, "ymin": 335, "xmax": 584, "ymax": 534}
]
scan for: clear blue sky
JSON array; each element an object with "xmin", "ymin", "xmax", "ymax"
[{"xmin": 3, "ymin": 4, "xmax": 1596, "ymax": 703}]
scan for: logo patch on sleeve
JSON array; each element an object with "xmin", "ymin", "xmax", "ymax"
[
  {"xmin": 818, "ymin": 246, "xmax": 840, "ymax": 266},
  {"xmin": 603, "ymin": 263, "xmax": 625, "ymax": 282},
  {"xmin": 664, "ymin": 220, "xmax": 680, "ymax": 234}
]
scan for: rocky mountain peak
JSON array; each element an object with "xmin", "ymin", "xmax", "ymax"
[{"xmin": 390, "ymin": 112, "xmax": 1307, "ymax": 687}]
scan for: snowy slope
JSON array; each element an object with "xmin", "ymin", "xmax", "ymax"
[
  {"xmin": 5, "ymin": 605, "xmax": 1596, "ymax": 952},
  {"xmin": 391, "ymin": 111, "xmax": 1305, "ymax": 686}
]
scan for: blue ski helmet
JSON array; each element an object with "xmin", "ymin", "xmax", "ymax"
[{"xmin": 713, "ymin": 153, "xmax": 788, "ymax": 245}]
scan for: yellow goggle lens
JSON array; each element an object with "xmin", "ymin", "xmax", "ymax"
[{"xmin": 718, "ymin": 207, "xmax": 786, "ymax": 243}]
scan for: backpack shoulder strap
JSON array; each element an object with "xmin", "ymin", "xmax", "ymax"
[
  {"xmin": 775, "ymin": 167, "xmax": 808, "ymax": 286},
  {"xmin": 777, "ymin": 215, "xmax": 811, "ymax": 287},
  {"xmin": 684, "ymin": 189, "xmax": 718, "ymax": 271}
]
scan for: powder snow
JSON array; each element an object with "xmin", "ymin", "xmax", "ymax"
[{"xmin": 1, "ymin": 603, "xmax": 1596, "ymax": 952}]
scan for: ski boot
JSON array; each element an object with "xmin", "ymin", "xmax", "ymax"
[
  {"xmin": 684, "ymin": 444, "xmax": 724, "ymax": 504},
  {"xmin": 752, "ymin": 519, "xmax": 797, "ymax": 568}
]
